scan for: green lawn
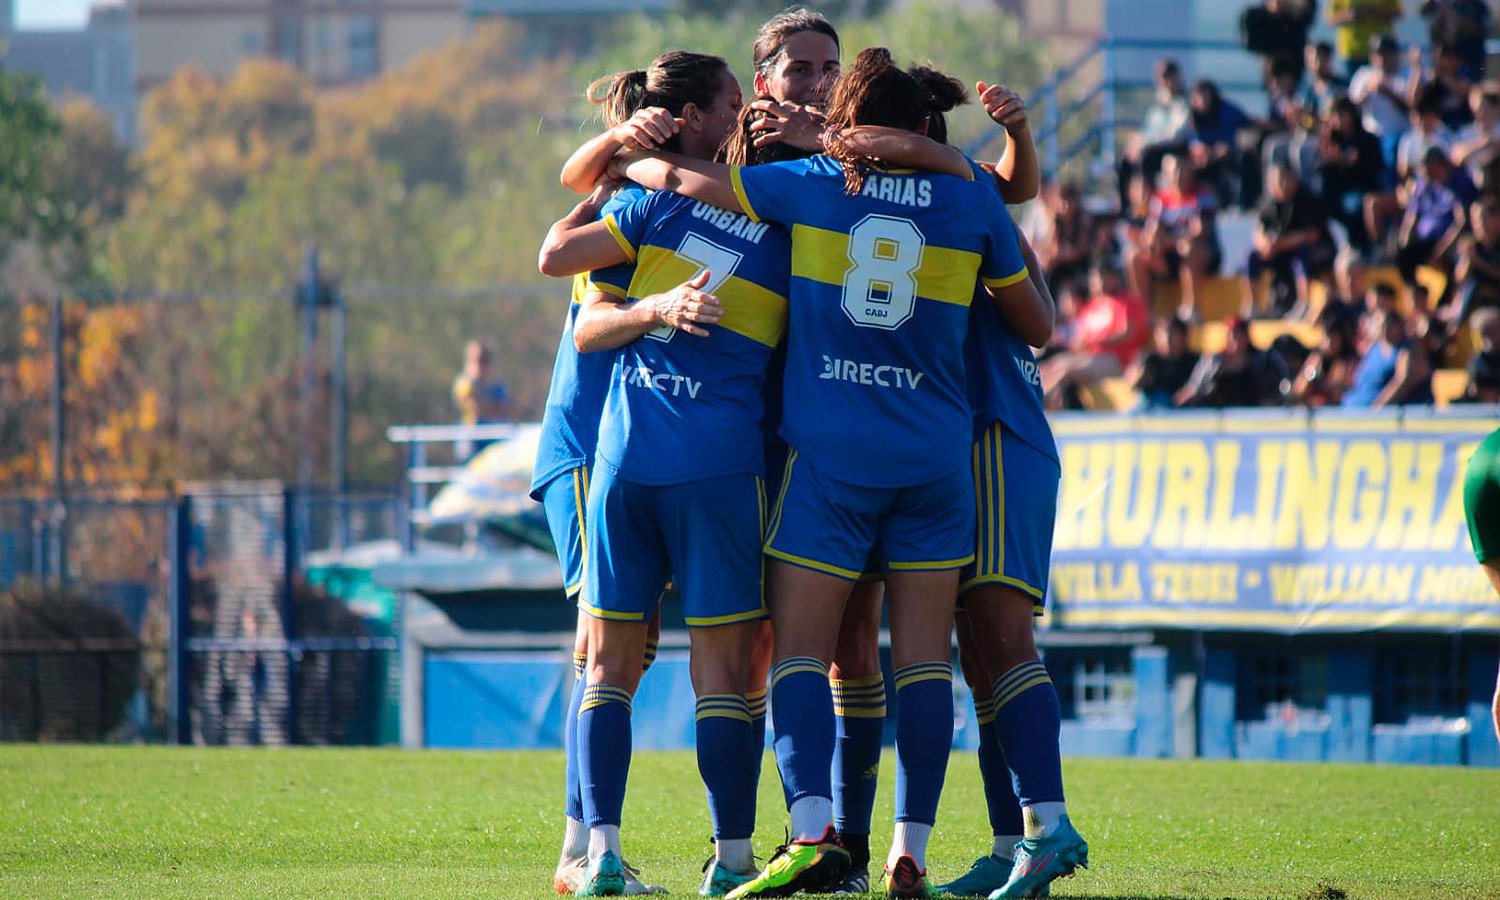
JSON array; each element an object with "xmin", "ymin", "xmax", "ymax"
[{"xmin": 1, "ymin": 746, "xmax": 1497, "ymax": 899}]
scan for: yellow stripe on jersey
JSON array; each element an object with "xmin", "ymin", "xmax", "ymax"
[
  {"xmin": 633, "ymin": 245, "xmax": 788, "ymax": 347},
  {"xmin": 981, "ymin": 268, "xmax": 1030, "ymax": 290},
  {"xmin": 602, "ymin": 214, "xmax": 639, "ymax": 263},
  {"xmin": 730, "ymin": 166, "xmax": 760, "ymax": 223},
  {"xmin": 789, "ymin": 223, "xmax": 982, "ymax": 307}
]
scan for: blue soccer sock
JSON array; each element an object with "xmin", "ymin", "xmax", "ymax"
[
  {"xmin": 696, "ymin": 694, "xmax": 758, "ymax": 842},
  {"xmin": 564, "ymin": 652, "xmax": 588, "ymax": 826},
  {"xmin": 578, "ymin": 683, "xmax": 634, "ymax": 835},
  {"xmin": 892, "ymin": 662, "xmax": 955, "ymax": 828},
  {"xmin": 770, "ymin": 656, "xmax": 835, "ymax": 839},
  {"xmin": 831, "ymin": 673, "xmax": 886, "ymax": 841},
  {"xmin": 745, "ymin": 687, "xmax": 769, "ymax": 820},
  {"xmin": 991, "ymin": 660, "xmax": 1065, "ymax": 832},
  {"xmin": 642, "ymin": 639, "xmax": 658, "ymax": 674},
  {"xmin": 974, "ymin": 694, "xmax": 1024, "ymax": 853}
]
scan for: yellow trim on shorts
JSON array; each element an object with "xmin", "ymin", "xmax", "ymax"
[
  {"xmin": 959, "ymin": 572, "xmax": 1046, "ymax": 602},
  {"xmin": 887, "ymin": 554, "xmax": 975, "ymax": 572},
  {"xmin": 765, "ymin": 547, "xmax": 864, "ymax": 581},
  {"xmin": 684, "ymin": 607, "xmax": 769, "ymax": 627},
  {"xmin": 576, "ymin": 597, "xmax": 647, "ymax": 622},
  {"xmin": 763, "ymin": 450, "xmax": 797, "ymax": 546}
]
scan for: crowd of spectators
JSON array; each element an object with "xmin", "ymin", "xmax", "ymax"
[{"xmin": 1027, "ymin": 0, "xmax": 1500, "ymax": 412}]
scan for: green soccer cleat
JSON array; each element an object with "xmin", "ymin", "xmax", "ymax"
[
  {"xmin": 577, "ymin": 850, "xmax": 627, "ymax": 897},
  {"xmin": 725, "ymin": 827, "xmax": 850, "ymax": 899},
  {"xmin": 884, "ymin": 854, "xmax": 933, "ymax": 899},
  {"xmin": 989, "ymin": 816, "xmax": 1088, "ymax": 899},
  {"xmin": 933, "ymin": 855, "xmax": 1047, "ymax": 898},
  {"xmin": 699, "ymin": 859, "xmax": 758, "ymax": 897}
]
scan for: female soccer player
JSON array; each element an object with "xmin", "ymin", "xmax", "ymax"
[
  {"xmin": 610, "ymin": 48, "xmax": 1051, "ymax": 899},
  {"xmin": 531, "ymin": 49, "xmax": 735, "ymax": 897},
  {"xmin": 539, "ymin": 58, "xmax": 789, "ymax": 898},
  {"xmin": 1464, "ymin": 426, "xmax": 1500, "ymax": 743}
]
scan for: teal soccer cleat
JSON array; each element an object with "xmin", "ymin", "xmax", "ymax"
[
  {"xmin": 933, "ymin": 854, "xmax": 1044, "ymax": 898},
  {"xmin": 989, "ymin": 817, "xmax": 1088, "ymax": 899},
  {"xmin": 577, "ymin": 850, "xmax": 627, "ymax": 897},
  {"xmin": 699, "ymin": 860, "xmax": 757, "ymax": 897}
]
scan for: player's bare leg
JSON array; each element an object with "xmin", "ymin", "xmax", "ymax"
[{"xmin": 555, "ymin": 614, "xmax": 593, "ymax": 893}]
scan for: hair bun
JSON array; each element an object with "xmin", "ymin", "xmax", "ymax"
[{"xmin": 907, "ymin": 64, "xmax": 967, "ymax": 114}]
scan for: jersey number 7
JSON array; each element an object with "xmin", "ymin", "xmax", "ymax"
[{"xmin": 648, "ymin": 232, "xmax": 745, "ymax": 342}]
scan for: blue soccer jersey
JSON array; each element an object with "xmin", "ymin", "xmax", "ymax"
[
  {"xmin": 530, "ymin": 184, "xmax": 646, "ymax": 498},
  {"xmin": 593, "ymin": 190, "xmax": 791, "ymax": 485},
  {"xmin": 731, "ymin": 155, "xmax": 1027, "ymax": 488}
]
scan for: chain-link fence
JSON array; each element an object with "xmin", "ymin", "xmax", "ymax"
[{"xmin": 1, "ymin": 486, "xmax": 401, "ymax": 745}]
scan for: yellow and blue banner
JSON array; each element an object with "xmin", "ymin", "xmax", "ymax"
[{"xmin": 1049, "ymin": 411, "xmax": 1500, "ymax": 632}]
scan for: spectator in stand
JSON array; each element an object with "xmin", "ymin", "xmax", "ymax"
[
  {"xmin": 1451, "ymin": 195, "xmax": 1500, "ymax": 326},
  {"xmin": 1116, "ymin": 59, "xmax": 1193, "ymax": 211},
  {"xmin": 1459, "ymin": 307, "xmax": 1500, "ymax": 402},
  {"xmin": 1300, "ymin": 42, "xmax": 1350, "ymax": 122},
  {"xmin": 1409, "ymin": 43, "xmax": 1477, "ymax": 131},
  {"xmin": 1031, "ymin": 180, "xmax": 1100, "ymax": 293},
  {"xmin": 1454, "ymin": 85, "xmax": 1500, "ymax": 179},
  {"xmin": 1188, "ymin": 79, "xmax": 1255, "ymax": 206},
  {"xmin": 1040, "ymin": 263, "xmax": 1149, "ymax": 409},
  {"xmin": 1320, "ymin": 253, "xmax": 1371, "ymax": 326},
  {"xmin": 1342, "ymin": 309, "xmax": 1436, "ymax": 406},
  {"xmin": 1358, "ymin": 281, "xmax": 1401, "ymax": 349},
  {"xmin": 451, "ymin": 339, "xmax": 511, "ymax": 460},
  {"xmin": 1174, "ymin": 316, "xmax": 1291, "ymax": 407},
  {"xmin": 1126, "ymin": 316, "xmax": 1201, "ymax": 410},
  {"xmin": 1243, "ymin": 162, "xmax": 1338, "ymax": 318},
  {"xmin": 1349, "ymin": 35, "xmax": 1412, "ymax": 174},
  {"xmin": 1328, "ymin": 0, "xmax": 1403, "ymax": 80},
  {"xmin": 1319, "ymin": 95, "xmax": 1387, "ymax": 255},
  {"xmin": 1366, "ymin": 83, "xmax": 1458, "ymax": 251},
  {"xmin": 1291, "ymin": 309, "xmax": 1363, "ymax": 406},
  {"xmin": 1240, "ymin": 0, "xmax": 1319, "ymax": 85},
  {"xmin": 1255, "ymin": 60, "xmax": 1310, "ymax": 199},
  {"xmin": 1421, "ymin": 0, "xmax": 1492, "ymax": 80},
  {"xmin": 1396, "ymin": 146, "xmax": 1476, "ymax": 288},
  {"xmin": 1128, "ymin": 153, "xmax": 1222, "ymax": 322}
]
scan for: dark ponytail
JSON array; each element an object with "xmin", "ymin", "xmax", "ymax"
[{"xmin": 586, "ymin": 50, "xmax": 729, "ymax": 145}]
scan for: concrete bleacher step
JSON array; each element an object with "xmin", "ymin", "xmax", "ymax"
[
  {"xmin": 1192, "ymin": 319, "xmax": 1324, "ymax": 356},
  {"xmin": 1432, "ymin": 368, "xmax": 1469, "ymax": 409},
  {"xmin": 1078, "ymin": 377, "xmax": 1139, "ymax": 412}
]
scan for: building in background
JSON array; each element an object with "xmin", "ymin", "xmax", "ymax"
[
  {"xmin": 465, "ymin": 0, "xmax": 671, "ymax": 56},
  {"xmin": 2, "ymin": 2, "xmax": 135, "ymax": 141},
  {"xmin": 132, "ymin": 0, "xmax": 466, "ymax": 92}
]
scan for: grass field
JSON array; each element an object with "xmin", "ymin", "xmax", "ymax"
[{"xmin": 2, "ymin": 746, "xmax": 1498, "ymax": 899}]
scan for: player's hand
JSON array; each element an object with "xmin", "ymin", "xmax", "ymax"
[
  {"xmin": 978, "ymin": 81, "xmax": 1028, "ymax": 135},
  {"xmin": 651, "ymin": 270, "xmax": 722, "ymax": 337},
  {"xmin": 611, "ymin": 107, "xmax": 682, "ymax": 151},
  {"xmin": 748, "ymin": 99, "xmax": 826, "ymax": 151}
]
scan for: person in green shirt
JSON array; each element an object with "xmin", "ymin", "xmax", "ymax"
[
  {"xmin": 1328, "ymin": 0, "xmax": 1403, "ymax": 78},
  {"xmin": 1463, "ymin": 426, "xmax": 1500, "ymax": 743}
]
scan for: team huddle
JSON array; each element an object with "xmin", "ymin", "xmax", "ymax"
[{"xmin": 530, "ymin": 8, "xmax": 1088, "ymax": 899}]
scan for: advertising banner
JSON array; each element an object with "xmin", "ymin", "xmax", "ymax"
[{"xmin": 1048, "ymin": 411, "xmax": 1499, "ymax": 632}]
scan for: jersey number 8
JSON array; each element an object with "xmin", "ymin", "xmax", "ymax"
[{"xmin": 841, "ymin": 214, "xmax": 925, "ymax": 331}]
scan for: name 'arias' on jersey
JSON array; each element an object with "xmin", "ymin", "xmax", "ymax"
[
  {"xmin": 594, "ymin": 189, "xmax": 791, "ymax": 486},
  {"xmin": 731, "ymin": 155, "xmax": 1027, "ymax": 488}
]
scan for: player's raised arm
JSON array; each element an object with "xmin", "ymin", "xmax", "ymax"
[
  {"xmin": 559, "ymin": 107, "xmax": 682, "ymax": 194},
  {"xmin": 537, "ymin": 181, "xmax": 632, "ymax": 277},
  {"xmin": 831, "ymin": 126, "xmax": 973, "ymax": 179},
  {"xmin": 613, "ymin": 151, "xmax": 745, "ymax": 214},
  {"xmin": 979, "ymin": 81, "xmax": 1040, "ymax": 203}
]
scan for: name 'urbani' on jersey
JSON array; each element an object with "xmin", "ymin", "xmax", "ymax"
[
  {"xmin": 819, "ymin": 355, "xmax": 926, "ymax": 389},
  {"xmin": 858, "ymin": 175, "xmax": 933, "ymax": 208},
  {"xmin": 1015, "ymin": 355, "xmax": 1042, "ymax": 387},
  {"xmin": 690, "ymin": 202, "xmax": 770, "ymax": 243},
  {"xmin": 623, "ymin": 364, "xmax": 703, "ymax": 398}
]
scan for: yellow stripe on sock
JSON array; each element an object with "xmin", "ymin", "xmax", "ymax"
[
  {"xmin": 770, "ymin": 656, "xmax": 826, "ymax": 687},
  {"xmin": 894, "ymin": 662, "xmax": 953, "ymax": 691},
  {"xmin": 992, "ymin": 669, "xmax": 1053, "ymax": 711},
  {"xmin": 991, "ymin": 661, "xmax": 1047, "ymax": 697},
  {"xmin": 745, "ymin": 688, "xmax": 767, "ymax": 717}
]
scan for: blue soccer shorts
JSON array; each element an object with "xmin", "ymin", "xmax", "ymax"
[
  {"xmin": 764, "ymin": 449, "xmax": 975, "ymax": 581},
  {"xmin": 540, "ymin": 465, "xmax": 591, "ymax": 600},
  {"xmin": 580, "ymin": 464, "xmax": 768, "ymax": 627},
  {"xmin": 959, "ymin": 421, "xmax": 1060, "ymax": 612}
]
